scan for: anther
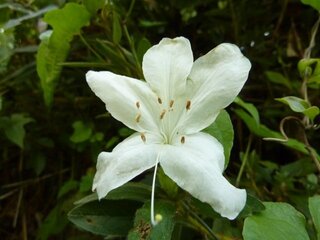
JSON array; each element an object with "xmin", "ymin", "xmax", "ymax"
[
  {"xmin": 135, "ymin": 114, "xmax": 141, "ymax": 123},
  {"xmin": 160, "ymin": 109, "xmax": 166, "ymax": 119},
  {"xmin": 186, "ymin": 100, "xmax": 191, "ymax": 110},
  {"xmin": 140, "ymin": 133, "xmax": 146, "ymax": 143},
  {"xmin": 181, "ymin": 136, "xmax": 185, "ymax": 144},
  {"xmin": 158, "ymin": 97, "xmax": 162, "ymax": 104},
  {"xmin": 136, "ymin": 101, "xmax": 140, "ymax": 108},
  {"xmin": 169, "ymin": 100, "xmax": 174, "ymax": 108}
]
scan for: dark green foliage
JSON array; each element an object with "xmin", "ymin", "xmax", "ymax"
[{"xmin": 1, "ymin": 0, "xmax": 320, "ymax": 239}]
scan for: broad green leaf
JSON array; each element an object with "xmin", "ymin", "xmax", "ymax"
[
  {"xmin": 36, "ymin": 3, "xmax": 90, "ymax": 106},
  {"xmin": 128, "ymin": 201, "xmax": 176, "ymax": 240},
  {"xmin": 0, "ymin": 113, "xmax": 33, "ymax": 148},
  {"xmin": 234, "ymin": 97, "xmax": 260, "ymax": 125},
  {"xmin": 204, "ymin": 110, "xmax": 234, "ymax": 166},
  {"xmin": 83, "ymin": 0, "xmax": 104, "ymax": 14},
  {"xmin": 235, "ymin": 109, "xmax": 310, "ymax": 155},
  {"xmin": 276, "ymin": 96, "xmax": 319, "ymax": 121},
  {"xmin": 309, "ymin": 195, "xmax": 320, "ymax": 240},
  {"xmin": 158, "ymin": 167, "xmax": 179, "ymax": 198},
  {"xmin": 137, "ymin": 37, "xmax": 151, "ymax": 64},
  {"xmin": 70, "ymin": 121, "xmax": 92, "ymax": 143},
  {"xmin": 265, "ymin": 71, "xmax": 292, "ymax": 89},
  {"xmin": 301, "ymin": 0, "xmax": 320, "ymax": 10},
  {"xmin": 243, "ymin": 202, "xmax": 310, "ymax": 240},
  {"xmin": 68, "ymin": 199, "xmax": 141, "ymax": 236},
  {"xmin": 75, "ymin": 182, "xmax": 151, "ymax": 205}
]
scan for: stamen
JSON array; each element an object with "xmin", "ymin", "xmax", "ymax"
[
  {"xmin": 181, "ymin": 136, "xmax": 185, "ymax": 144},
  {"xmin": 135, "ymin": 114, "xmax": 141, "ymax": 123},
  {"xmin": 140, "ymin": 133, "xmax": 146, "ymax": 143},
  {"xmin": 158, "ymin": 97, "xmax": 162, "ymax": 104},
  {"xmin": 136, "ymin": 101, "xmax": 140, "ymax": 108},
  {"xmin": 160, "ymin": 109, "xmax": 166, "ymax": 119},
  {"xmin": 186, "ymin": 100, "xmax": 191, "ymax": 110},
  {"xmin": 169, "ymin": 100, "xmax": 174, "ymax": 108},
  {"xmin": 151, "ymin": 155, "xmax": 160, "ymax": 226}
]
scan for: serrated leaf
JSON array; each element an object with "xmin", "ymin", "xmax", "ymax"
[
  {"xmin": 309, "ymin": 195, "xmax": 320, "ymax": 240},
  {"xmin": 68, "ymin": 199, "xmax": 141, "ymax": 236},
  {"xmin": 243, "ymin": 202, "xmax": 310, "ymax": 240},
  {"xmin": 128, "ymin": 201, "xmax": 175, "ymax": 240},
  {"xmin": 204, "ymin": 110, "xmax": 234, "ymax": 166},
  {"xmin": 36, "ymin": 3, "xmax": 90, "ymax": 106},
  {"xmin": 0, "ymin": 113, "xmax": 33, "ymax": 148},
  {"xmin": 301, "ymin": 0, "xmax": 320, "ymax": 10}
]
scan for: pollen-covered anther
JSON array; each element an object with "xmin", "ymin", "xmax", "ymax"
[
  {"xmin": 140, "ymin": 133, "xmax": 146, "ymax": 143},
  {"xmin": 180, "ymin": 136, "xmax": 185, "ymax": 144},
  {"xmin": 160, "ymin": 109, "xmax": 166, "ymax": 119},
  {"xmin": 135, "ymin": 101, "xmax": 140, "ymax": 109},
  {"xmin": 186, "ymin": 100, "xmax": 191, "ymax": 110},
  {"xmin": 158, "ymin": 97, "xmax": 162, "ymax": 104},
  {"xmin": 135, "ymin": 113, "xmax": 141, "ymax": 123},
  {"xmin": 169, "ymin": 100, "xmax": 174, "ymax": 108}
]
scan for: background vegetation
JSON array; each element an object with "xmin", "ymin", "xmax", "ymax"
[{"xmin": 0, "ymin": 0, "xmax": 319, "ymax": 239}]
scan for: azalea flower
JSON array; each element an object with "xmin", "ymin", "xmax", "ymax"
[{"xmin": 86, "ymin": 37, "xmax": 251, "ymax": 222}]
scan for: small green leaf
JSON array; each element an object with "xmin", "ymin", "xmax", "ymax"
[
  {"xmin": 0, "ymin": 114, "xmax": 33, "ymax": 148},
  {"xmin": 239, "ymin": 194, "xmax": 265, "ymax": 218},
  {"xmin": 204, "ymin": 110, "xmax": 234, "ymax": 166},
  {"xmin": 301, "ymin": 0, "xmax": 320, "ymax": 10},
  {"xmin": 243, "ymin": 202, "xmax": 310, "ymax": 240},
  {"xmin": 234, "ymin": 97, "xmax": 260, "ymax": 125},
  {"xmin": 112, "ymin": 10, "xmax": 122, "ymax": 44},
  {"xmin": 75, "ymin": 182, "xmax": 151, "ymax": 205},
  {"xmin": 137, "ymin": 37, "xmax": 151, "ymax": 64},
  {"xmin": 276, "ymin": 96, "xmax": 319, "ymax": 121},
  {"xmin": 309, "ymin": 195, "xmax": 320, "ymax": 240},
  {"xmin": 68, "ymin": 199, "xmax": 141, "ymax": 236},
  {"xmin": 276, "ymin": 96, "xmax": 310, "ymax": 112},
  {"xmin": 36, "ymin": 3, "xmax": 90, "ymax": 106},
  {"xmin": 70, "ymin": 121, "xmax": 92, "ymax": 143},
  {"xmin": 128, "ymin": 200, "xmax": 176, "ymax": 240},
  {"xmin": 83, "ymin": 0, "xmax": 105, "ymax": 14},
  {"xmin": 265, "ymin": 71, "xmax": 292, "ymax": 89}
]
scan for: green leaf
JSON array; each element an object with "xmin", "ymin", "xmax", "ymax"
[
  {"xmin": 57, "ymin": 180, "xmax": 78, "ymax": 199},
  {"xmin": 276, "ymin": 96, "xmax": 319, "ymax": 121},
  {"xmin": 309, "ymin": 195, "xmax": 320, "ymax": 240},
  {"xmin": 276, "ymin": 96, "xmax": 310, "ymax": 112},
  {"xmin": 234, "ymin": 97, "xmax": 260, "ymax": 125},
  {"xmin": 137, "ymin": 37, "xmax": 151, "ymax": 64},
  {"xmin": 128, "ymin": 200, "xmax": 176, "ymax": 240},
  {"xmin": 0, "ymin": 29, "xmax": 14, "ymax": 73},
  {"xmin": 68, "ymin": 199, "xmax": 141, "ymax": 236},
  {"xmin": 239, "ymin": 194, "xmax": 265, "ymax": 218},
  {"xmin": 36, "ymin": 3, "xmax": 90, "ymax": 106},
  {"xmin": 75, "ymin": 182, "xmax": 151, "ymax": 205},
  {"xmin": 301, "ymin": 0, "xmax": 320, "ymax": 10},
  {"xmin": 0, "ymin": 113, "xmax": 33, "ymax": 148},
  {"xmin": 83, "ymin": 0, "xmax": 105, "ymax": 14},
  {"xmin": 235, "ymin": 109, "xmax": 310, "ymax": 155},
  {"xmin": 70, "ymin": 121, "xmax": 93, "ymax": 143},
  {"xmin": 112, "ymin": 10, "xmax": 122, "ymax": 44},
  {"xmin": 243, "ymin": 202, "xmax": 310, "ymax": 240},
  {"xmin": 204, "ymin": 110, "xmax": 234, "ymax": 166},
  {"xmin": 265, "ymin": 71, "xmax": 292, "ymax": 89}
]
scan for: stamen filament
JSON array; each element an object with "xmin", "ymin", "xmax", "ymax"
[{"xmin": 151, "ymin": 155, "xmax": 160, "ymax": 226}]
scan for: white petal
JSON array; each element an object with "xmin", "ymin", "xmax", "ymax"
[
  {"xmin": 86, "ymin": 71, "xmax": 160, "ymax": 133},
  {"xmin": 92, "ymin": 133, "xmax": 161, "ymax": 199},
  {"xmin": 159, "ymin": 132, "xmax": 246, "ymax": 219},
  {"xmin": 142, "ymin": 37, "xmax": 193, "ymax": 104},
  {"xmin": 180, "ymin": 43, "xmax": 251, "ymax": 134}
]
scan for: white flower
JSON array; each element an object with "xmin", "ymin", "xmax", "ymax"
[{"xmin": 86, "ymin": 37, "xmax": 251, "ymax": 221}]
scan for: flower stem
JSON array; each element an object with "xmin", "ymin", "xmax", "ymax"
[
  {"xmin": 151, "ymin": 156, "xmax": 159, "ymax": 226},
  {"xmin": 236, "ymin": 134, "xmax": 252, "ymax": 187}
]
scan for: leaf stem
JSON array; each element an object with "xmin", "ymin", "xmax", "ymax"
[{"xmin": 236, "ymin": 134, "xmax": 252, "ymax": 187}]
